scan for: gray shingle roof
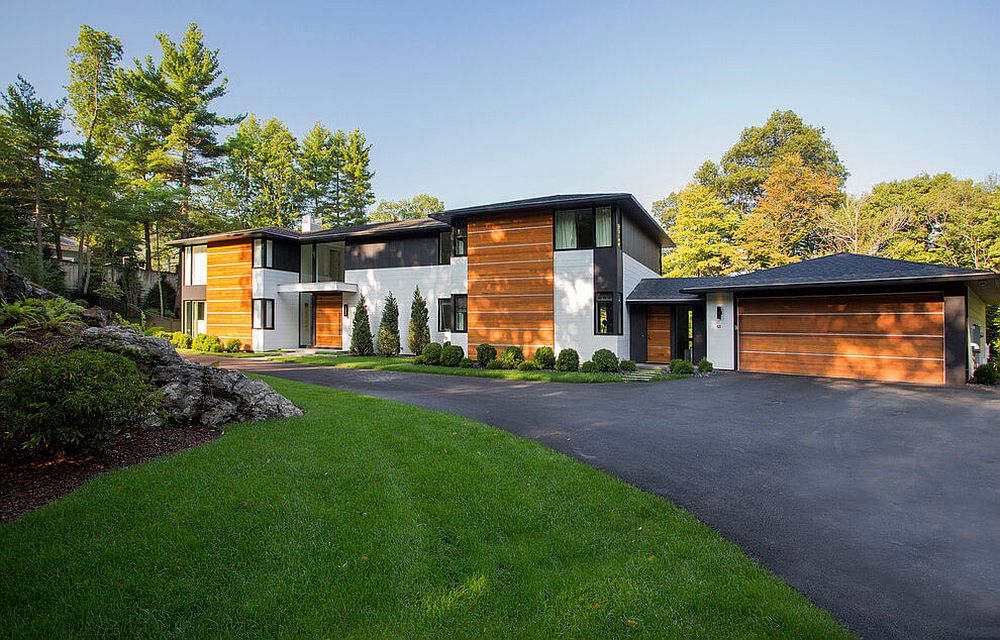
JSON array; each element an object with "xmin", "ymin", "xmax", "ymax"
[
  {"xmin": 627, "ymin": 277, "xmax": 728, "ymax": 302},
  {"xmin": 681, "ymin": 253, "xmax": 997, "ymax": 292}
]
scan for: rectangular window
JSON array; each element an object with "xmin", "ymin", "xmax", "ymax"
[
  {"xmin": 595, "ymin": 206, "xmax": 613, "ymax": 247},
  {"xmin": 183, "ymin": 300, "xmax": 206, "ymax": 335},
  {"xmin": 453, "ymin": 223, "xmax": 468, "ymax": 257},
  {"xmin": 299, "ymin": 243, "xmax": 314, "ymax": 282},
  {"xmin": 453, "ymin": 295, "xmax": 468, "ymax": 332},
  {"xmin": 595, "ymin": 292, "xmax": 621, "ymax": 335},
  {"xmin": 253, "ymin": 238, "xmax": 274, "ymax": 268},
  {"xmin": 315, "ymin": 242, "xmax": 344, "ymax": 282},
  {"xmin": 439, "ymin": 231, "xmax": 452, "ymax": 265},
  {"xmin": 555, "ymin": 208, "xmax": 598, "ymax": 250},
  {"xmin": 184, "ymin": 245, "xmax": 207, "ymax": 285},
  {"xmin": 437, "ymin": 298, "xmax": 453, "ymax": 332},
  {"xmin": 253, "ymin": 298, "xmax": 275, "ymax": 330}
]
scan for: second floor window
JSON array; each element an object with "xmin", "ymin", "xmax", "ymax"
[
  {"xmin": 453, "ymin": 223, "xmax": 468, "ymax": 257},
  {"xmin": 253, "ymin": 238, "xmax": 274, "ymax": 268},
  {"xmin": 183, "ymin": 245, "xmax": 207, "ymax": 285},
  {"xmin": 438, "ymin": 231, "xmax": 452, "ymax": 265},
  {"xmin": 555, "ymin": 206, "xmax": 614, "ymax": 250}
]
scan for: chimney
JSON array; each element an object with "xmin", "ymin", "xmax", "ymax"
[{"xmin": 300, "ymin": 212, "xmax": 322, "ymax": 233}]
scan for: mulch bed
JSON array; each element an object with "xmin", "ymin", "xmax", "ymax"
[{"xmin": 0, "ymin": 427, "xmax": 221, "ymax": 522}]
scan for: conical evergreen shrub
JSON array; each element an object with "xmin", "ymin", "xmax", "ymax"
[
  {"xmin": 376, "ymin": 292, "xmax": 401, "ymax": 356},
  {"xmin": 408, "ymin": 285, "xmax": 430, "ymax": 355},
  {"xmin": 350, "ymin": 295, "xmax": 374, "ymax": 355}
]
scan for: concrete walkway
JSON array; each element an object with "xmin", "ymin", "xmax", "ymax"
[{"xmin": 190, "ymin": 355, "xmax": 1000, "ymax": 639}]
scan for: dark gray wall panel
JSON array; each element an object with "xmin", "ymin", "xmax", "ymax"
[
  {"xmin": 622, "ymin": 215, "xmax": 661, "ymax": 274},
  {"xmin": 346, "ymin": 235, "xmax": 439, "ymax": 269}
]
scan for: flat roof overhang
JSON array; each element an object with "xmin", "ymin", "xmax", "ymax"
[{"xmin": 682, "ymin": 273, "xmax": 1000, "ymax": 304}]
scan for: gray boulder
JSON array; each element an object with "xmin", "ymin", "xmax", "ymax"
[
  {"xmin": 0, "ymin": 248, "xmax": 51, "ymax": 302},
  {"xmin": 78, "ymin": 325, "xmax": 303, "ymax": 428}
]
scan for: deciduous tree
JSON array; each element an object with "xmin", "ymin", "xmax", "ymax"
[
  {"xmin": 661, "ymin": 185, "xmax": 740, "ymax": 276},
  {"xmin": 370, "ymin": 193, "xmax": 443, "ymax": 223}
]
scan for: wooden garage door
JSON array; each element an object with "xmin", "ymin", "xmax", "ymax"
[
  {"xmin": 737, "ymin": 292, "xmax": 945, "ymax": 384},
  {"xmin": 646, "ymin": 306, "xmax": 671, "ymax": 364},
  {"xmin": 315, "ymin": 294, "xmax": 343, "ymax": 349}
]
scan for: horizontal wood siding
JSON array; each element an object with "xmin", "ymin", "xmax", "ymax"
[
  {"xmin": 315, "ymin": 293, "xmax": 343, "ymax": 348},
  {"xmin": 737, "ymin": 292, "xmax": 945, "ymax": 384},
  {"xmin": 646, "ymin": 305, "xmax": 671, "ymax": 363},
  {"xmin": 205, "ymin": 239, "xmax": 252, "ymax": 348},
  {"xmin": 468, "ymin": 212, "xmax": 553, "ymax": 359}
]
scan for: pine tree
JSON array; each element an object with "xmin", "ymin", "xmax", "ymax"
[
  {"xmin": 376, "ymin": 291, "xmax": 401, "ymax": 356},
  {"xmin": 341, "ymin": 129, "xmax": 374, "ymax": 225},
  {"xmin": 408, "ymin": 285, "xmax": 430, "ymax": 355},
  {"xmin": 350, "ymin": 294, "xmax": 374, "ymax": 355}
]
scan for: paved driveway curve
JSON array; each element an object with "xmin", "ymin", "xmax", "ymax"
[{"xmin": 194, "ymin": 356, "xmax": 1000, "ymax": 639}]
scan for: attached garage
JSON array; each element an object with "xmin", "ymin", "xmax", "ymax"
[{"xmin": 737, "ymin": 292, "xmax": 945, "ymax": 384}]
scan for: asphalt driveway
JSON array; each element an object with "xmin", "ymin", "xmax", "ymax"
[{"xmin": 194, "ymin": 357, "xmax": 1000, "ymax": 639}]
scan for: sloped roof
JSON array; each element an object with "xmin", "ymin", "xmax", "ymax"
[
  {"xmin": 167, "ymin": 217, "xmax": 448, "ymax": 246},
  {"xmin": 627, "ymin": 277, "xmax": 728, "ymax": 303},
  {"xmin": 681, "ymin": 253, "xmax": 997, "ymax": 292}
]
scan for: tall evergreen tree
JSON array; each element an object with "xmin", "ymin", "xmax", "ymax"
[
  {"xmin": 1, "ymin": 76, "xmax": 64, "ymax": 259},
  {"xmin": 340, "ymin": 129, "xmax": 374, "ymax": 225},
  {"xmin": 350, "ymin": 294, "xmax": 374, "ymax": 355},
  {"xmin": 299, "ymin": 123, "xmax": 340, "ymax": 227},
  {"xmin": 66, "ymin": 25, "xmax": 123, "ymax": 154},
  {"xmin": 376, "ymin": 291, "xmax": 401, "ymax": 356},
  {"xmin": 128, "ymin": 23, "xmax": 241, "ymax": 237},
  {"xmin": 408, "ymin": 285, "xmax": 430, "ymax": 355}
]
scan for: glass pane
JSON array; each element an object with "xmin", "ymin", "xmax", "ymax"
[
  {"xmin": 438, "ymin": 299, "xmax": 452, "ymax": 331},
  {"xmin": 252, "ymin": 299, "xmax": 261, "ymax": 329},
  {"xmin": 316, "ymin": 242, "xmax": 344, "ymax": 282},
  {"xmin": 299, "ymin": 294, "xmax": 313, "ymax": 347},
  {"xmin": 439, "ymin": 232, "xmax": 452, "ymax": 264},
  {"xmin": 596, "ymin": 293, "xmax": 613, "ymax": 334},
  {"xmin": 266, "ymin": 240, "xmax": 274, "ymax": 268},
  {"xmin": 454, "ymin": 296, "xmax": 467, "ymax": 332},
  {"xmin": 300, "ymin": 244, "xmax": 314, "ymax": 282},
  {"xmin": 253, "ymin": 239, "xmax": 263, "ymax": 267},
  {"xmin": 595, "ymin": 207, "xmax": 612, "ymax": 247},
  {"xmin": 576, "ymin": 210, "xmax": 594, "ymax": 249},
  {"xmin": 190, "ymin": 245, "xmax": 207, "ymax": 285},
  {"xmin": 454, "ymin": 225, "xmax": 467, "ymax": 257},
  {"xmin": 555, "ymin": 211, "xmax": 577, "ymax": 250}
]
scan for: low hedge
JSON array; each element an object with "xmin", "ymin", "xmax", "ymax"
[
  {"xmin": 580, "ymin": 360, "xmax": 598, "ymax": 373},
  {"xmin": 423, "ymin": 342, "xmax": 443, "ymax": 365},
  {"xmin": 620, "ymin": 359, "xmax": 637, "ymax": 372},
  {"xmin": 670, "ymin": 359, "xmax": 694, "ymax": 374},
  {"xmin": 556, "ymin": 348, "xmax": 579, "ymax": 372},
  {"xmin": 497, "ymin": 346, "xmax": 524, "ymax": 369},
  {"xmin": 533, "ymin": 346, "xmax": 555, "ymax": 370},
  {"xmin": 475, "ymin": 343, "xmax": 497, "ymax": 367},
  {"xmin": 441, "ymin": 343, "xmax": 465, "ymax": 367},
  {"xmin": 592, "ymin": 349, "xmax": 619, "ymax": 372}
]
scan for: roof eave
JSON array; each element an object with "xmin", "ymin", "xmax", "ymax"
[{"xmin": 681, "ymin": 272, "xmax": 999, "ymax": 293}]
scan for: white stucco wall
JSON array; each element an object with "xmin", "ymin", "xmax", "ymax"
[
  {"xmin": 251, "ymin": 268, "xmax": 300, "ymax": 351},
  {"xmin": 554, "ymin": 250, "xmax": 621, "ymax": 359},
  {"xmin": 344, "ymin": 257, "xmax": 468, "ymax": 354},
  {"xmin": 705, "ymin": 291, "xmax": 735, "ymax": 370},
  {"xmin": 967, "ymin": 285, "xmax": 988, "ymax": 369}
]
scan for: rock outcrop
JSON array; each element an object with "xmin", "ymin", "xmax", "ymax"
[
  {"xmin": 0, "ymin": 249, "xmax": 51, "ymax": 302},
  {"xmin": 78, "ymin": 325, "xmax": 303, "ymax": 427}
]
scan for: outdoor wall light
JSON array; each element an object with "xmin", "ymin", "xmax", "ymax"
[
  {"xmin": 344, "ymin": 304, "xmax": 349, "ymax": 317},
  {"xmin": 716, "ymin": 306, "xmax": 724, "ymax": 320}
]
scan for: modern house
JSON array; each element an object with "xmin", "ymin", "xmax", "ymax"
[{"xmin": 170, "ymin": 193, "xmax": 999, "ymax": 385}]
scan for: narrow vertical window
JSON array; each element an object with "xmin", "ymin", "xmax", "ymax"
[
  {"xmin": 265, "ymin": 239, "xmax": 274, "ymax": 268},
  {"xmin": 453, "ymin": 223, "xmax": 468, "ymax": 257},
  {"xmin": 253, "ymin": 298, "xmax": 275, "ymax": 330},
  {"xmin": 437, "ymin": 298, "xmax": 453, "ymax": 332},
  {"xmin": 439, "ymin": 231, "xmax": 452, "ymax": 265},
  {"xmin": 453, "ymin": 295, "xmax": 467, "ymax": 332},
  {"xmin": 595, "ymin": 207, "xmax": 612, "ymax": 247},
  {"xmin": 595, "ymin": 292, "xmax": 616, "ymax": 335},
  {"xmin": 253, "ymin": 239, "xmax": 264, "ymax": 267}
]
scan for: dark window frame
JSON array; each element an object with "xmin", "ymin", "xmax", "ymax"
[
  {"xmin": 554, "ymin": 206, "xmax": 617, "ymax": 251},
  {"xmin": 253, "ymin": 298, "xmax": 275, "ymax": 330},
  {"xmin": 594, "ymin": 291, "xmax": 623, "ymax": 336},
  {"xmin": 438, "ymin": 231, "xmax": 452, "ymax": 265},
  {"xmin": 453, "ymin": 222, "xmax": 468, "ymax": 257},
  {"xmin": 437, "ymin": 297, "xmax": 453, "ymax": 332},
  {"xmin": 253, "ymin": 238, "xmax": 274, "ymax": 268},
  {"xmin": 452, "ymin": 294, "xmax": 468, "ymax": 333}
]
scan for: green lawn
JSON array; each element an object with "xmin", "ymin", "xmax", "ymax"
[
  {"xmin": 272, "ymin": 354, "xmax": 682, "ymax": 383},
  {"xmin": 0, "ymin": 376, "xmax": 847, "ymax": 639}
]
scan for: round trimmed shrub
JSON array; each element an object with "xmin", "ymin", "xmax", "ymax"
[
  {"xmin": 620, "ymin": 359, "xmax": 637, "ymax": 372},
  {"xmin": 224, "ymin": 338, "xmax": 243, "ymax": 353},
  {"xmin": 971, "ymin": 363, "xmax": 999, "ymax": 385},
  {"xmin": 485, "ymin": 359, "xmax": 504, "ymax": 370},
  {"xmin": 170, "ymin": 332, "xmax": 192, "ymax": 349},
  {"xmin": 697, "ymin": 358, "xmax": 714, "ymax": 373},
  {"xmin": 592, "ymin": 348, "xmax": 619, "ymax": 372},
  {"xmin": 441, "ymin": 343, "xmax": 465, "ymax": 367},
  {"xmin": 517, "ymin": 360, "xmax": 540, "ymax": 371},
  {"xmin": 533, "ymin": 346, "xmax": 555, "ymax": 369},
  {"xmin": 459, "ymin": 357, "xmax": 473, "ymax": 368},
  {"xmin": 670, "ymin": 358, "xmax": 694, "ymax": 374},
  {"xmin": 476, "ymin": 343, "xmax": 497, "ymax": 366},
  {"xmin": 422, "ymin": 342, "xmax": 443, "ymax": 365},
  {"xmin": 580, "ymin": 360, "xmax": 598, "ymax": 373},
  {"xmin": 556, "ymin": 348, "xmax": 579, "ymax": 372},
  {"xmin": 498, "ymin": 346, "xmax": 524, "ymax": 369},
  {"xmin": 0, "ymin": 348, "xmax": 160, "ymax": 454}
]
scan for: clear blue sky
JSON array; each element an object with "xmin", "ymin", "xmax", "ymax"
[{"xmin": 4, "ymin": 0, "xmax": 998, "ymax": 210}]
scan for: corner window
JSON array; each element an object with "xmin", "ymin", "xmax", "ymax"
[
  {"xmin": 555, "ymin": 208, "xmax": 603, "ymax": 250},
  {"xmin": 595, "ymin": 206, "xmax": 613, "ymax": 247},
  {"xmin": 453, "ymin": 295, "xmax": 467, "ymax": 332},
  {"xmin": 453, "ymin": 223, "xmax": 467, "ymax": 257},
  {"xmin": 595, "ymin": 292, "xmax": 622, "ymax": 335},
  {"xmin": 253, "ymin": 298, "xmax": 275, "ymax": 330},
  {"xmin": 184, "ymin": 245, "xmax": 207, "ymax": 285},
  {"xmin": 437, "ymin": 297, "xmax": 453, "ymax": 332},
  {"xmin": 253, "ymin": 238, "xmax": 274, "ymax": 268},
  {"xmin": 439, "ymin": 231, "xmax": 452, "ymax": 265}
]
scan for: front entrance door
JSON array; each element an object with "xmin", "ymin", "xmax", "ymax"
[
  {"xmin": 646, "ymin": 305, "xmax": 671, "ymax": 363},
  {"xmin": 314, "ymin": 293, "xmax": 344, "ymax": 349}
]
